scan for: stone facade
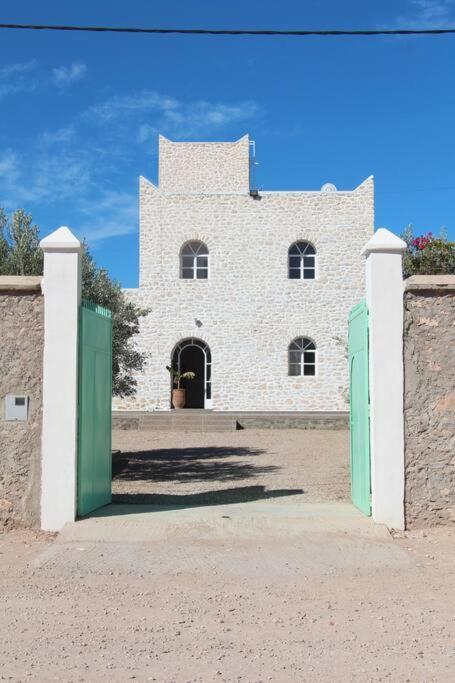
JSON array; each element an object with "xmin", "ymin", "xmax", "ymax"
[
  {"xmin": 0, "ymin": 278, "xmax": 44, "ymax": 528},
  {"xmin": 404, "ymin": 276, "xmax": 455, "ymax": 528},
  {"xmin": 116, "ymin": 135, "xmax": 374, "ymax": 412},
  {"xmin": 158, "ymin": 135, "xmax": 250, "ymax": 194}
]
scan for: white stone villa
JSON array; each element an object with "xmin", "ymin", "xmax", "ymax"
[{"xmin": 117, "ymin": 134, "xmax": 374, "ymax": 413}]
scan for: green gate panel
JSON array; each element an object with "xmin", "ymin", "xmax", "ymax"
[
  {"xmin": 348, "ymin": 300, "xmax": 371, "ymax": 516},
  {"xmin": 77, "ymin": 301, "xmax": 112, "ymax": 517}
]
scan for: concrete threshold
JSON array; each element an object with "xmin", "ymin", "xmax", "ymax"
[{"xmin": 59, "ymin": 501, "xmax": 390, "ymax": 544}]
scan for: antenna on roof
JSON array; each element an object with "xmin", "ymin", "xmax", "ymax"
[{"xmin": 249, "ymin": 139, "xmax": 261, "ymax": 200}]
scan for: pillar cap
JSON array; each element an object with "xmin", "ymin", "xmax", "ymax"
[
  {"xmin": 362, "ymin": 228, "xmax": 407, "ymax": 256},
  {"xmin": 40, "ymin": 226, "xmax": 81, "ymax": 253}
]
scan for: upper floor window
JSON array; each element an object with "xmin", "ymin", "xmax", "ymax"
[
  {"xmin": 288, "ymin": 338, "xmax": 316, "ymax": 376},
  {"xmin": 181, "ymin": 241, "xmax": 209, "ymax": 279},
  {"xmin": 288, "ymin": 241, "xmax": 316, "ymax": 280}
]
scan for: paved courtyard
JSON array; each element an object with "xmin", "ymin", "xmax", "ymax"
[{"xmin": 111, "ymin": 428, "xmax": 350, "ymax": 505}]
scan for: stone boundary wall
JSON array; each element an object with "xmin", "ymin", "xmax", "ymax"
[
  {"xmin": 403, "ymin": 276, "xmax": 455, "ymax": 528},
  {"xmin": 0, "ymin": 277, "xmax": 44, "ymax": 528}
]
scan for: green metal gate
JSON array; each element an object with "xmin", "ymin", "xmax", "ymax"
[
  {"xmin": 77, "ymin": 300, "xmax": 112, "ymax": 517},
  {"xmin": 348, "ymin": 299, "xmax": 371, "ymax": 516}
]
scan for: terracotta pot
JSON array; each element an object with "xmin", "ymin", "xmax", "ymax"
[{"xmin": 172, "ymin": 388, "xmax": 186, "ymax": 409}]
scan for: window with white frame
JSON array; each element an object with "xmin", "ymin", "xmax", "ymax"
[
  {"xmin": 288, "ymin": 241, "xmax": 316, "ymax": 279},
  {"xmin": 180, "ymin": 241, "xmax": 209, "ymax": 279},
  {"xmin": 288, "ymin": 338, "xmax": 316, "ymax": 376}
]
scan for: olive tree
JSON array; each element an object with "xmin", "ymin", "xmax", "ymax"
[{"xmin": 0, "ymin": 207, "xmax": 149, "ymax": 397}]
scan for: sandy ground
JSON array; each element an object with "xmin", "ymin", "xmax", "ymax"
[
  {"xmin": 111, "ymin": 429, "xmax": 350, "ymax": 504},
  {"xmin": 1, "ymin": 430, "xmax": 454, "ymax": 681},
  {"xmin": 1, "ymin": 522, "xmax": 454, "ymax": 682}
]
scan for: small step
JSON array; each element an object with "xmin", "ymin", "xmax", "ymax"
[
  {"xmin": 112, "ymin": 411, "xmax": 349, "ymax": 432},
  {"xmin": 137, "ymin": 413, "xmax": 238, "ymax": 433}
]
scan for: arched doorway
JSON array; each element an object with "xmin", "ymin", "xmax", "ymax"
[{"xmin": 171, "ymin": 339, "xmax": 212, "ymax": 409}]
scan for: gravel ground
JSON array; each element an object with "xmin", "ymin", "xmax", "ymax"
[
  {"xmin": 1, "ymin": 525, "xmax": 454, "ymax": 681},
  {"xmin": 111, "ymin": 428, "xmax": 350, "ymax": 505},
  {"xmin": 2, "ymin": 430, "xmax": 453, "ymax": 681}
]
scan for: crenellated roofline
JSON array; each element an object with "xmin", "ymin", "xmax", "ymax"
[{"xmin": 139, "ymin": 173, "xmax": 374, "ymax": 196}]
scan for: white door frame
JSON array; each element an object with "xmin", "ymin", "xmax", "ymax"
[{"xmin": 172, "ymin": 338, "xmax": 212, "ymax": 409}]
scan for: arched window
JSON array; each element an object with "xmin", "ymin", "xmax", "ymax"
[
  {"xmin": 288, "ymin": 241, "xmax": 316, "ymax": 280},
  {"xmin": 180, "ymin": 241, "xmax": 209, "ymax": 279},
  {"xmin": 288, "ymin": 338, "xmax": 316, "ymax": 376}
]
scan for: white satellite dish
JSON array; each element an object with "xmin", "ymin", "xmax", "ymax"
[{"xmin": 321, "ymin": 183, "xmax": 337, "ymax": 192}]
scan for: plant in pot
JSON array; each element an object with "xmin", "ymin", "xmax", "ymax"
[{"xmin": 166, "ymin": 366, "xmax": 196, "ymax": 409}]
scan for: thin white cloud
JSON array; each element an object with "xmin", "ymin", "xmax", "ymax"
[
  {"xmin": 137, "ymin": 123, "xmax": 159, "ymax": 143},
  {"xmin": 0, "ymin": 60, "xmax": 39, "ymax": 99},
  {"xmin": 0, "ymin": 152, "xmax": 20, "ymax": 209},
  {"xmin": 0, "ymin": 151, "xmax": 18, "ymax": 178},
  {"xmin": 39, "ymin": 126, "xmax": 76, "ymax": 147},
  {"xmin": 0, "ymin": 60, "xmax": 38, "ymax": 78},
  {"xmin": 0, "ymin": 88, "xmax": 260, "ymax": 243},
  {"xmin": 161, "ymin": 100, "xmax": 257, "ymax": 138},
  {"xmin": 87, "ymin": 89, "xmax": 257, "ymax": 138},
  {"xmin": 75, "ymin": 191, "xmax": 138, "ymax": 245},
  {"xmin": 87, "ymin": 90, "xmax": 179, "ymax": 122},
  {"xmin": 0, "ymin": 146, "xmax": 92, "ymax": 206},
  {"xmin": 0, "ymin": 59, "xmax": 87, "ymax": 99},
  {"xmin": 52, "ymin": 62, "xmax": 87, "ymax": 87},
  {"xmin": 135, "ymin": 97, "xmax": 257, "ymax": 141},
  {"xmin": 394, "ymin": 0, "xmax": 455, "ymax": 28}
]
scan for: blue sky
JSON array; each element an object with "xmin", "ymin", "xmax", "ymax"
[{"xmin": 0, "ymin": 0, "xmax": 454, "ymax": 286}]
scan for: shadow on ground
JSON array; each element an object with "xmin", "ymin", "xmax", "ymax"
[
  {"xmin": 113, "ymin": 447, "xmax": 277, "ymax": 484},
  {"xmin": 111, "ymin": 485, "xmax": 304, "ymax": 508}
]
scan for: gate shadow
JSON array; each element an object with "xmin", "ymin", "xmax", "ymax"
[
  {"xmin": 111, "ymin": 446, "xmax": 304, "ymax": 509},
  {"xmin": 111, "ymin": 485, "xmax": 304, "ymax": 508},
  {"xmin": 113, "ymin": 446, "xmax": 278, "ymax": 484}
]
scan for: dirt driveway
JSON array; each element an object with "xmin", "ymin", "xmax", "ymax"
[
  {"xmin": 1, "ymin": 520, "xmax": 454, "ymax": 681},
  {"xmin": 2, "ymin": 429, "xmax": 453, "ymax": 681},
  {"xmin": 112, "ymin": 428, "xmax": 350, "ymax": 505}
]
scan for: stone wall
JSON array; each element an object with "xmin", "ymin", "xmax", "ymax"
[
  {"xmin": 158, "ymin": 135, "xmax": 250, "ymax": 194},
  {"xmin": 0, "ymin": 278, "xmax": 44, "ymax": 528},
  {"xmin": 404, "ymin": 276, "xmax": 455, "ymax": 528},
  {"xmin": 115, "ymin": 135, "xmax": 374, "ymax": 413}
]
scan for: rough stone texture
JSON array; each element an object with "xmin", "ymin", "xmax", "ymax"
[
  {"xmin": 404, "ymin": 279, "xmax": 455, "ymax": 528},
  {"xmin": 115, "ymin": 135, "xmax": 374, "ymax": 412},
  {"xmin": 0, "ymin": 291, "xmax": 44, "ymax": 528},
  {"xmin": 158, "ymin": 134, "xmax": 250, "ymax": 194}
]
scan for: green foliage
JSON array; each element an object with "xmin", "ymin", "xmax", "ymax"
[
  {"xmin": 0, "ymin": 208, "xmax": 43, "ymax": 275},
  {"xmin": 401, "ymin": 225, "xmax": 455, "ymax": 278},
  {"xmin": 81, "ymin": 244, "xmax": 150, "ymax": 397},
  {"xmin": 166, "ymin": 365, "xmax": 196, "ymax": 389},
  {"xmin": 0, "ymin": 209, "xmax": 8, "ymax": 267},
  {"xmin": 0, "ymin": 207, "xmax": 149, "ymax": 398}
]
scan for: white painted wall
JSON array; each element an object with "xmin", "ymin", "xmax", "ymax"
[
  {"xmin": 363, "ymin": 228, "xmax": 407, "ymax": 530},
  {"xmin": 40, "ymin": 227, "xmax": 81, "ymax": 531}
]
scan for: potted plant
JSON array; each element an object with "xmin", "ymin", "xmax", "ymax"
[{"xmin": 166, "ymin": 366, "xmax": 196, "ymax": 409}]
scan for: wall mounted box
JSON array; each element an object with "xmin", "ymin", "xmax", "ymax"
[{"xmin": 4, "ymin": 394, "xmax": 29, "ymax": 421}]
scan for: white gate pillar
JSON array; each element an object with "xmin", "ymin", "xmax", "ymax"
[
  {"xmin": 362, "ymin": 228, "xmax": 407, "ymax": 529},
  {"xmin": 40, "ymin": 227, "xmax": 82, "ymax": 531}
]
